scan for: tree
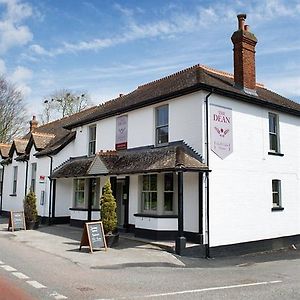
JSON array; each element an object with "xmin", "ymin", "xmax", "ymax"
[
  {"xmin": 40, "ymin": 89, "xmax": 91, "ymax": 124},
  {"xmin": 24, "ymin": 190, "xmax": 38, "ymax": 223},
  {"xmin": 100, "ymin": 180, "xmax": 117, "ymax": 234},
  {"xmin": 0, "ymin": 76, "xmax": 27, "ymax": 143}
]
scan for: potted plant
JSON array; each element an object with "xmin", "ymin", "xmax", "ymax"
[
  {"xmin": 100, "ymin": 179, "xmax": 119, "ymax": 247},
  {"xmin": 24, "ymin": 190, "xmax": 39, "ymax": 230}
]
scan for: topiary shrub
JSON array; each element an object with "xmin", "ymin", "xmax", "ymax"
[
  {"xmin": 24, "ymin": 190, "xmax": 38, "ymax": 223},
  {"xmin": 100, "ymin": 179, "xmax": 117, "ymax": 234}
]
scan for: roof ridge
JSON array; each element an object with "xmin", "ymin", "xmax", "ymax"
[
  {"xmin": 200, "ymin": 64, "xmax": 264, "ymax": 88},
  {"xmin": 137, "ymin": 64, "xmax": 201, "ymax": 89}
]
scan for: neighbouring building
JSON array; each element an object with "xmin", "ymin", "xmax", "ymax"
[{"xmin": 1, "ymin": 14, "xmax": 300, "ymax": 256}]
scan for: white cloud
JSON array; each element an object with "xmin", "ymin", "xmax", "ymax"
[
  {"xmin": 9, "ymin": 65, "xmax": 32, "ymax": 97},
  {"xmin": 0, "ymin": 0, "xmax": 34, "ymax": 53},
  {"xmin": 0, "ymin": 59, "xmax": 6, "ymax": 74}
]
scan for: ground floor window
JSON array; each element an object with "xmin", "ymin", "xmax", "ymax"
[
  {"xmin": 272, "ymin": 179, "xmax": 282, "ymax": 208},
  {"xmin": 142, "ymin": 174, "xmax": 157, "ymax": 212},
  {"xmin": 140, "ymin": 173, "xmax": 176, "ymax": 215},
  {"xmin": 74, "ymin": 178, "xmax": 85, "ymax": 208}
]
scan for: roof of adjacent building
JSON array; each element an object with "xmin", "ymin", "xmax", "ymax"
[
  {"xmin": 0, "ymin": 143, "xmax": 11, "ymax": 159},
  {"xmin": 65, "ymin": 64, "xmax": 300, "ymax": 129},
  {"xmin": 51, "ymin": 141, "xmax": 208, "ymax": 178},
  {"xmin": 9, "ymin": 139, "xmax": 29, "ymax": 156}
]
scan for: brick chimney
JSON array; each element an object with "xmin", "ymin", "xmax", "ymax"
[
  {"xmin": 231, "ymin": 14, "xmax": 258, "ymax": 95},
  {"xmin": 29, "ymin": 116, "xmax": 38, "ymax": 132}
]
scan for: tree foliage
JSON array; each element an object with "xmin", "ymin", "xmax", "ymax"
[
  {"xmin": 0, "ymin": 76, "xmax": 27, "ymax": 143},
  {"xmin": 100, "ymin": 180, "xmax": 117, "ymax": 234},
  {"xmin": 24, "ymin": 190, "xmax": 38, "ymax": 222},
  {"xmin": 40, "ymin": 89, "xmax": 91, "ymax": 124}
]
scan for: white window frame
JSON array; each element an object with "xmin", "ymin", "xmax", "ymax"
[
  {"xmin": 12, "ymin": 166, "xmax": 18, "ymax": 195},
  {"xmin": 164, "ymin": 173, "xmax": 174, "ymax": 213},
  {"xmin": 88, "ymin": 125, "xmax": 96, "ymax": 156},
  {"xmin": 155, "ymin": 105, "xmax": 169, "ymax": 145},
  {"xmin": 74, "ymin": 178, "xmax": 86, "ymax": 208},
  {"xmin": 272, "ymin": 179, "xmax": 282, "ymax": 208},
  {"xmin": 31, "ymin": 163, "xmax": 37, "ymax": 193},
  {"xmin": 268, "ymin": 113, "xmax": 280, "ymax": 153},
  {"xmin": 141, "ymin": 174, "xmax": 158, "ymax": 213}
]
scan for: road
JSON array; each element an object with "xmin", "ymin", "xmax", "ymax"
[{"xmin": 1, "ymin": 226, "xmax": 300, "ymax": 299}]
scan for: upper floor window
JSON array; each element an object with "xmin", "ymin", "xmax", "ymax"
[
  {"xmin": 12, "ymin": 166, "xmax": 18, "ymax": 195},
  {"xmin": 155, "ymin": 105, "xmax": 169, "ymax": 145},
  {"xmin": 272, "ymin": 179, "xmax": 282, "ymax": 208},
  {"xmin": 269, "ymin": 113, "xmax": 280, "ymax": 152},
  {"xmin": 31, "ymin": 163, "xmax": 37, "ymax": 193},
  {"xmin": 88, "ymin": 125, "xmax": 96, "ymax": 156}
]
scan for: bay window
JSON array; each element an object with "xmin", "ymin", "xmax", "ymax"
[
  {"xmin": 142, "ymin": 174, "xmax": 157, "ymax": 212},
  {"xmin": 74, "ymin": 178, "xmax": 85, "ymax": 208}
]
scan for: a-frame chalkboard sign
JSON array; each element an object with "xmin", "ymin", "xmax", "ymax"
[
  {"xmin": 8, "ymin": 211, "xmax": 26, "ymax": 232},
  {"xmin": 79, "ymin": 221, "xmax": 107, "ymax": 253}
]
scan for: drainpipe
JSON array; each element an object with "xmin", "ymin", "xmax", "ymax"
[
  {"xmin": 205, "ymin": 90, "xmax": 213, "ymax": 258},
  {"xmin": 0, "ymin": 165, "xmax": 4, "ymax": 214},
  {"xmin": 47, "ymin": 155, "xmax": 53, "ymax": 225}
]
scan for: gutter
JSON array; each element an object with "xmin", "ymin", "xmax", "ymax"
[{"xmin": 205, "ymin": 90, "xmax": 213, "ymax": 258}]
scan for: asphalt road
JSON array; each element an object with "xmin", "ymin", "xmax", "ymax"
[{"xmin": 1, "ymin": 227, "xmax": 300, "ymax": 299}]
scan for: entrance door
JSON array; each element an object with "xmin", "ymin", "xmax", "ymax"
[{"xmin": 115, "ymin": 177, "xmax": 129, "ymax": 230}]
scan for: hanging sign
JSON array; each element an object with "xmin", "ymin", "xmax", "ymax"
[
  {"xmin": 79, "ymin": 221, "xmax": 107, "ymax": 253},
  {"xmin": 8, "ymin": 211, "xmax": 26, "ymax": 232},
  {"xmin": 115, "ymin": 115, "xmax": 128, "ymax": 150},
  {"xmin": 210, "ymin": 104, "xmax": 233, "ymax": 159},
  {"xmin": 39, "ymin": 175, "xmax": 45, "ymax": 183}
]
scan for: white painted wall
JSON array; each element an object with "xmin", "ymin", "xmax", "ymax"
[
  {"xmin": 207, "ymin": 94, "xmax": 300, "ymax": 247},
  {"xmin": 55, "ymin": 178, "xmax": 72, "ymax": 216}
]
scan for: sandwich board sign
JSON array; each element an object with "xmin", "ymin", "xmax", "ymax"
[
  {"xmin": 8, "ymin": 211, "xmax": 26, "ymax": 232},
  {"xmin": 79, "ymin": 221, "xmax": 107, "ymax": 253}
]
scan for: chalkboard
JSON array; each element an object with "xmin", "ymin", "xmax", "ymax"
[
  {"xmin": 79, "ymin": 221, "xmax": 107, "ymax": 253},
  {"xmin": 8, "ymin": 211, "xmax": 26, "ymax": 232}
]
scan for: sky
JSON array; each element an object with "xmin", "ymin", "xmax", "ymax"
[{"xmin": 0, "ymin": 0, "xmax": 300, "ymax": 118}]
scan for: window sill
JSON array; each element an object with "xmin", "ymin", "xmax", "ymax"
[
  {"xmin": 271, "ymin": 207, "xmax": 284, "ymax": 211},
  {"xmin": 9, "ymin": 194, "xmax": 17, "ymax": 197},
  {"xmin": 134, "ymin": 213, "xmax": 178, "ymax": 218},
  {"xmin": 268, "ymin": 152, "xmax": 284, "ymax": 157},
  {"xmin": 69, "ymin": 207, "xmax": 100, "ymax": 211}
]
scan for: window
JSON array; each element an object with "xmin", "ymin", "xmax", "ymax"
[
  {"xmin": 31, "ymin": 163, "xmax": 37, "ymax": 193},
  {"xmin": 272, "ymin": 180, "xmax": 282, "ymax": 208},
  {"xmin": 142, "ymin": 174, "xmax": 157, "ymax": 211},
  {"xmin": 91, "ymin": 178, "xmax": 97, "ymax": 208},
  {"xmin": 88, "ymin": 125, "xmax": 96, "ymax": 155},
  {"xmin": 74, "ymin": 179, "xmax": 85, "ymax": 208},
  {"xmin": 164, "ymin": 173, "xmax": 174, "ymax": 212},
  {"xmin": 155, "ymin": 105, "xmax": 169, "ymax": 145},
  {"xmin": 269, "ymin": 113, "xmax": 280, "ymax": 152},
  {"xmin": 0, "ymin": 168, "xmax": 3, "ymax": 196},
  {"xmin": 12, "ymin": 166, "xmax": 18, "ymax": 195}
]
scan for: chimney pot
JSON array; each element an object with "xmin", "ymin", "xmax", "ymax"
[
  {"xmin": 237, "ymin": 14, "xmax": 247, "ymax": 30},
  {"xmin": 244, "ymin": 24, "xmax": 250, "ymax": 31}
]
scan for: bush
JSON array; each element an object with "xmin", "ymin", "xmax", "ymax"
[
  {"xmin": 24, "ymin": 190, "xmax": 38, "ymax": 222},
  {"xmin": 100, "ymin": 180, "xmax": 117, "ymax": 234}
]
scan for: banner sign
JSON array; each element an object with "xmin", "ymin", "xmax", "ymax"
[
  {"xmin": 115, "ymin": 115, "xmax": 128, "ymax": 150},
  {"xmin": 210, "ymin": 104, "xmax": 233, "ymax": 159}
]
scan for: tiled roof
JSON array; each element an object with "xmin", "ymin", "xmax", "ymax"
[
  {"xmin": 9, "ymin": 139, "xmax": 29, "ymax": 156},
  {"xmin": 65, "ymin": 64, "xmax": 300, "ymax": 129},
  {"xmin": 30, "ymin": 132, "xmax": 55, "ymax": 150},
  {"xmin": 51, "ymin": 141, "xmax": 208, "ymax": 178},
  {"xmin": 0, "ymin": 143, "xmax": 11, "ymax": 159}
]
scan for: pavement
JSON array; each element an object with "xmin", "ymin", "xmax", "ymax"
[
  {"xmin": 1, "ymin": 215, "xmax": 300, "ymax": 271},
  {"xmin": 0, "ymin": 217, "xmax": 185, "ymax": 269}
]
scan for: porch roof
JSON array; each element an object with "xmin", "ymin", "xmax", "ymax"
[{"xmin": 51, "ymin": 141, "xmax": 208, "ymax": 179}]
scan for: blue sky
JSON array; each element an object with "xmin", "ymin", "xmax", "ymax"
[{"xmin": 1, "ymin": 0, "xmax": 300, "ymax": 117}]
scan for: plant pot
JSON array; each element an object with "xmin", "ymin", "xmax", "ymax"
[
  {"xmin": 105, "ymin": 232, "xmax": 119, "ymax": 247},
  {"xmin": 26, "ymin": 220, "xmax": 39, "ymax": 230}
]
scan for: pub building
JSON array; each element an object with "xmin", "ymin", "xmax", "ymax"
[{"xmin": 1, "ymin": 14, "xmax": 300, "ymax": 256}]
